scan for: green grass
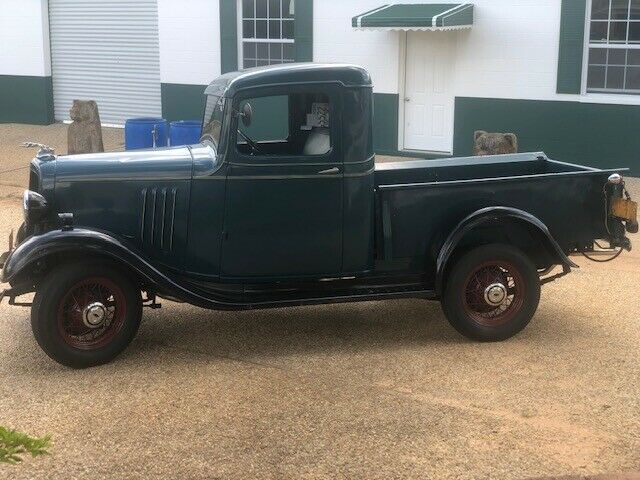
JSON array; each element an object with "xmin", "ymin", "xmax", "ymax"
[{"xmin": 0, "ymin": 427, "xmax": 51, "ymax": 465}]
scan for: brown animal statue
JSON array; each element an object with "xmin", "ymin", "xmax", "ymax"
[
  {"xmin": 473, "ymin": 130, "xmax": 518, "ymax": 156},
  {"xmin": 67, "ymin": 100, "xmax": 104, "ymax": 155}
]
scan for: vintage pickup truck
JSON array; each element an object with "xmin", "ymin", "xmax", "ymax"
[{"xmin": 1, "ymin": 64, "xmax": 637, "ymax": 368}]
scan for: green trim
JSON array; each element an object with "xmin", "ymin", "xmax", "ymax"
[
  {"xmin": 352, "ymin": 4, "xmax": 473, "ymax": 28},
  {"xmin": 557, "ymin": 0, "xmax": 587, "ymax": 94},
  {"xmin": 220, "ymin": 0, "xmax": 238, "ymax": 73},
  {"xmin": 453, "ymin": 96, "xmax": 640, "ymax": 173},
  {"xmin": 0, "ymin": 75, "xmax": 53, "ymax": 125},
  {"xmin": 161, "ymin": 83, "xmax": 206, "ymax": 122},
  {"xmin": 294, "ymin": 0, "xmax": 313, "ymax": 61},
  {"xmin": 373, "ymin": 93, "xmax": 399, "ymax": 155}
]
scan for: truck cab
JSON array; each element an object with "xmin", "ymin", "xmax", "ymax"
[{"xmin": 188, "ymin": 64, "xmax": 375, "ymax": 280}]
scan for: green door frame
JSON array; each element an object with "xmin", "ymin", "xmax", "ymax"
[{"xmin": 219, "ymin": 0, "xmax": 313, "ymax": 74}]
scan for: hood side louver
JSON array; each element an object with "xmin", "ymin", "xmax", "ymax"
[{"xmin": 140, "ymin": 187, "xmax": 177, "ymax": 252}]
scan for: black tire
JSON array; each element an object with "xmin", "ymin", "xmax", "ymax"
[
  {"xmin": 31, "ymin": 262, "xmax": 142, "ymax": 368},
  {"xmin": 442, "ymin": 244, "xmax": 541, "ymax": 341}
]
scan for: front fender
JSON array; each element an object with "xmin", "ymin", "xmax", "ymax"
[
  {"xmin": 435, "ymin": 206, "xmax": 578, "ymax": 294},
  {"xmin": 1, "ymin": 228, "xmax": 240, "ymax": 309}
]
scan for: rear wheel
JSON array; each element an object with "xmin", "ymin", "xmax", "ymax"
[
  {"xmin": 31, "ymin": 262, "xmax": 142, "ymax": 368},
  {"xmin": 442, "ymin": 244, "xmax": 540, "ymax": 341}
]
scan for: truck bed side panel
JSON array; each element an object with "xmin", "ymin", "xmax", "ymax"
[{"xmin": 378, "ymin": 172, "xmax": 613, "ymax": 274}]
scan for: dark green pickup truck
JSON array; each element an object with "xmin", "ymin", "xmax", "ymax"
[{"xmin": 1, "ymin": 64, "xmax": 637, "ymax": 368}]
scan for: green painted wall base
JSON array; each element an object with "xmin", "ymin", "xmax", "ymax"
[
  {"xmin": 0, "ymin": 75, "xmax": 53, "ymax": 125},
  {"xmin": 161, "ymin": 83, "xmax": 207, "ymax": 122},
  {"xmin": 372, "ymin": 93, "xmax": 399, "ymax": 155},
  {"xmin": 454, "ymin": 97, "xmax": 640, "ymax": 174}
]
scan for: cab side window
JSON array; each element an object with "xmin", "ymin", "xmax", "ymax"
[{"xmin": 236, "ymin": 92, "xmax": 332, "ymax": 157}]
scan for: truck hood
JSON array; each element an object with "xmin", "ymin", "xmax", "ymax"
[{"xmin": 55, "ymin": 145, "xmax": 194, "ymax": 184}]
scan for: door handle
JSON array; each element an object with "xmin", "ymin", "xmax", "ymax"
[
  {"xmin": 318, "ymin": 167, "xmax": 340, "ymax": 175},
  {"xmin": 404, "ymin": 97, "xmax": 411, "ymax": 102}
]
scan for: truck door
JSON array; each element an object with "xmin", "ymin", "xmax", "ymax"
[{"xmin": 221, "ymin": 85, "xmax": 343, "ymax": 278}]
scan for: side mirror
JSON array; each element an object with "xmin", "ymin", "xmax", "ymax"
[{"xmin": 240, "ymin": 102, "xmax": 253, "ymax": 127}]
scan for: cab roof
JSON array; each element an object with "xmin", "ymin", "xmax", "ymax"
[{"xmin": 205, "ymin": 63, "xmax": 372, "ymax": 98}]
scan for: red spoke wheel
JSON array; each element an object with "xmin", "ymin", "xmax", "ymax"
[
  {"xmin": 442, "ymin": 245, "xmax": 540, "ymax": 341},
  {"xmin": 57, "ymin": 277, "xmax": 127, "ymax": 350},
  {"xmin": 31, "ymin": 262, "xmax": 142, "ymax": 368}
]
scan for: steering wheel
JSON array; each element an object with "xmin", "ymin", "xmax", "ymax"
[{"xmin": 237, "ymin": 129, "xmax": 262, "ymax": 155}]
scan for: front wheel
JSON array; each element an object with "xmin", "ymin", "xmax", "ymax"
[
  {"xmin": 31, "ymin": 262, "xmax": 142, "ymax": 368},
  {"xmin": 442, "ymin": 244, "xmax": 541, "ymax": 341}
]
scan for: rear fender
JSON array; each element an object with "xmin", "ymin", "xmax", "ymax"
[{"xmin": 435, "ymin": 206, "xmax": 577, "ymax": 294}]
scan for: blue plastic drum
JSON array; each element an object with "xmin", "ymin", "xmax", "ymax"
[
  {"xmin": 169, "ymin": 120, "xmax": 202, "ymax": 146},
  {"xmin": 124, "ymin": 118, "xmax": 169, "ymax": 150}
]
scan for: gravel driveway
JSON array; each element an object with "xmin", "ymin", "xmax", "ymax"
[{"xmin": 0, "ymin": 124, "xmax": 638, "ymax": 479}]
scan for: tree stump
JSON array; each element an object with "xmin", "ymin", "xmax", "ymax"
[{"xmin": 67, "ymin": 100, "xmax": 104, "ymax": 155}]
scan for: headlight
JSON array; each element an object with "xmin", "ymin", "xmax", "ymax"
[{"xmin": 22, "ymin": 190, "xmax": 48, "ymax": 224}]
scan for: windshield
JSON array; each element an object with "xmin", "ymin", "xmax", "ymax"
[{"xmin": 201, "ymin": 95, "xmax": 226, "ymax": 148}]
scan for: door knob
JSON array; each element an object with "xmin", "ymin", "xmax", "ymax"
[
  {"xmin": 318, "ymin": 167, "xmax": 339, "ymax": 175},
  {"xmin": 404, "ymin": 97, "xmax": 411, "ymax": 102}
]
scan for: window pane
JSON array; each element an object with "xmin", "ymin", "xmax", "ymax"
[
  {"xmin": 243, "ymin": 42, "xmax": 256, "ymax": 59},
  {"xmin": 243, "ymin": 20, "xmax": 255, "ymax": 39},
  {"xmin": 606, "ymin": 65, "xmax": 625, "ymax": 88},
  {"xmin": 238, "ymin": 95, "xmax": 289, "ymax": 146},
  {"xmin": 256, "ymin": 0, "xmax": 267, "ymax": 17},
  {"xmin": 631, "ymin": 0, "xmax": 640, "ymax": 19},
  {"xmin": 236, "ymin": 93, "xmax": 332, "ymax": 158},
  {"xmin": 608, "ymin": 48, "xmax": 627, "ymax": 64},
  {"xmin": 243, "ymin": 0, "xmax": 255, "ymax": 18},
  {"xmin": 629, "ymin": 21, "xmax": 640, "ymax": 41},
  {"xmin": 592, "ymin": 0, "xmax": 611, "ymax": 19},
  {"xmin": 628, "ymin": 48, "xmax": 640, "ymax": 64},
  {"xmin": 626, "ymin": 66, "xmax": 640, "ymax": 88},
  {"xmin": 269, "ymin": 20, "xmax": 281, "ymax": 39},
  {"xmin": 609, "ymin": 21, "xmax": 629, "ymax": 41},
  {"xmin": 590, "ymin": 21, "xmax": 609, "ymax": 41},
  {"xmin": 244, "ymin": 58, "xmax": 257, "ymax": 69},
  {"xmin": 256, "ymin": 43, "xmax": 269, "ymax": 60},
  {"xmin": 269, "ymin": 43, "xmax": 283, "ymax": 61},
  {"xmin": 256, "ymin": 20, "xmax": 268, "ymax": 38},
  {"xmin": 283, "ymin": 43, "xmax": 295, "ymax": 61},
  {"xmin": 611, "ymin": 0, "xmax": 630, "ymax": 19},
  {"xmin": 589, "ymin": 48, "xmax": 607, "ymax": 64},
  {"xmin": 283, "ymin": 0, "xmax": 294, "ymax": 18},
  {"xmin": 588, "ymin": 66, "xmax": 607, "ymax": 88},
  {"xmin": 269, "ymin": 0, "xmax": 281, "ymax": 17},
  {"xmin": 282, "ymin": 20, "xmax": 294, "ymax": 39}
]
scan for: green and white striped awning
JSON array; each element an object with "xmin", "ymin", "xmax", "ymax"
[{"xmin": 352, "ymin": 3, "xmax": 474, "ymax": 31}]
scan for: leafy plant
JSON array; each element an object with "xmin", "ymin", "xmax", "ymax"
[{"xmin": 0, "ymin": 427, "xmax": 51, "ymax": 465}]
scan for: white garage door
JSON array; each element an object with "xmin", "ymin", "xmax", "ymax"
[{"xmin": 49, "ymin": 0, "xmax": 162, "ymax": 125}]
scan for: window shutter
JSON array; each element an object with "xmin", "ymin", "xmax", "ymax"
[
  {"xmin": 557, "ymin": 0, "xmax": 587, "ymax": 94},
  {"xmin": 294, "ymin": 0, "xmax": 313, "ymax": 62},
  {"xmin": 220, "ymin": 0, "xmax": 238, "ymax": 73}
]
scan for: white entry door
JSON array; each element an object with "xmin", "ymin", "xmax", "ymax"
[{"xmin": 403, "ymin": 32, "xmax": 455, "ymax": 153}]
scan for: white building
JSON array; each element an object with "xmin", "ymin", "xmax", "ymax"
[{"xmin": 1, "ymin": 0, "xmax": 639, "ymax": 170}]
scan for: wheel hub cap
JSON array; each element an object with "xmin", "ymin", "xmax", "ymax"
[
  {"xmin": 484, "ymin": 283, "xmax": 507, "ymax": 306},
  {"xmin": 82, "ymin": 302, "xmax": 107, "ymax": 329}
]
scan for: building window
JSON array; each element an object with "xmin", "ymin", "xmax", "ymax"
[
  {"xmin": 587, "ymin": 0, "xmax": 640, "ymax": 93},
  {"xmin": 240, "ymin": 0, "xmax": 295, "ymax": 69}
]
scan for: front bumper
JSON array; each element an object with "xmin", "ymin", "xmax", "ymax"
[{"xmin": 0, "ymin": 229, "xmax": 15, "ymax": 271}]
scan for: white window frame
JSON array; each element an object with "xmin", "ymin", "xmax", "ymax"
[
  {"xmin": 237, "ymin": 0, "xmax": 295, "ymax": 70},
  {"xmin": 581, "ymin": 0, "xmax": 640, "ymax": 96}
]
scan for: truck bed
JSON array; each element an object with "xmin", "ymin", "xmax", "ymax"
[
  {"xmin": 374, "ymin": 152, "xmax": 595, "ymax": 186},
  {"xmin": 374, "ymin": 152, "xmax": 626, "ymax": 273}
]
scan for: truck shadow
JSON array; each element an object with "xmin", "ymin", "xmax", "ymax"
[{"xmin": 131, "ymin": 299, "xmax": 465, "ymax": 361}]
